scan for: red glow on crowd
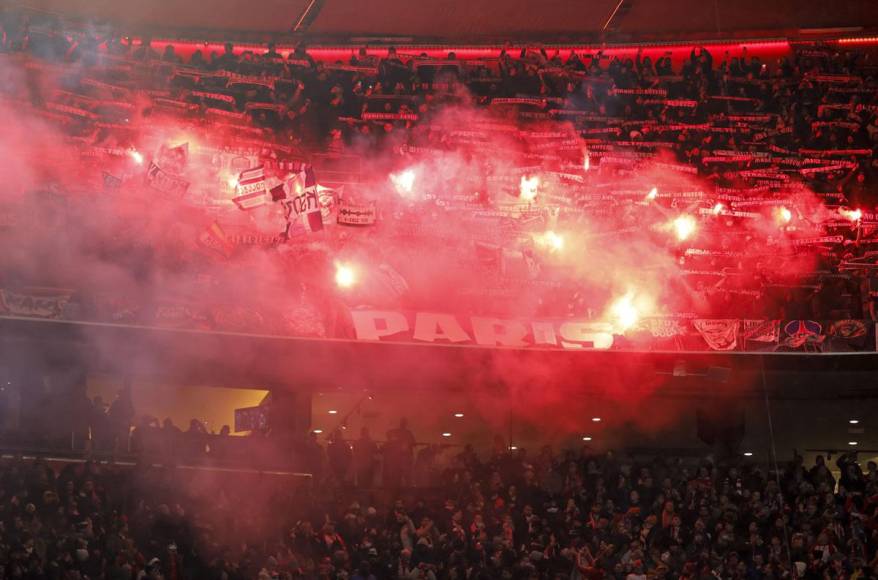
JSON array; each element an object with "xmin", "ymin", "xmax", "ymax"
[
  {"xmin": 0, "ymin": 20, "xmax": 874, "ymax": 375},
  {"xmin": 147, "ymin": 39, "xmax": 792, "ymax": 68}
]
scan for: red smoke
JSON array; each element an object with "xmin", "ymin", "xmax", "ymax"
[{"xmin": 0, "ymin": 49, "xmax": 841, "ymax": 442}]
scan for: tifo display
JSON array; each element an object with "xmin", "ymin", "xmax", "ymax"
[{"xmin": 0, "ymin": 29, "xmax": 877, "ymax": 354}]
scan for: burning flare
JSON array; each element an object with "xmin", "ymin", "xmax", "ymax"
[
  {"xmin": 712, "ymin": 203, "xmax": 725, "ymax": 215},
  {"xmin": 607, "ymin": 290, "xmax": 655, "ymax": 334},
  {"xmin": 774, "ymin": 206, "xmax": 792, "ymax": 225},
  {"xmin": 335, "ymin": 262, "xmax": 357, "ymax": 289},
  {"xmin": 519, "ymin": 175, "xmax": 540, "ymax": 201},
  {"xmin": 128, "ymin": 149, "xmax": 144, "ymax": 164},
  {"xmin": 646, "ymin": 187, "xmax": 658, "ymax": 201},
  {"xmin": 390, "ymin": 169, "xmax": 416, "ymax": 196},
  {"xmin": 533, "ymin": 230, "xmax": 565, "ymax": 253},
  {"xmin": 839, "ymin": 207, "xmax": 862, "ymax": 222},
  {"xmin": 671, "ymin": 214, "xmax": 697, "ymax": 241},
  {"xmin": 609, "ymin": 292, "xmax": 640, "ymax": 332}
]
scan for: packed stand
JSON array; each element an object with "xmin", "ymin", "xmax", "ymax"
[
  {"xmin": 0, "ymin": 14, "xmax": 877, "ymax": 332},
  {"xmin": 3, "ymin": 435, "xmax": 878, "ymax": 578}
]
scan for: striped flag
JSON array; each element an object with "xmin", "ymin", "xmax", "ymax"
[
  {"xmin": 237, "ymin": 166, "xmax": 266, "ymax": 195},
  {"xmin": 232, "ymin": 165, "xmax": 267, "ymax": 210},
  {"xmin": 302, "ymin": 165, "xmax": 316, "ymax": 190},
  {"xmin": 281, "ymin": 166, "xmax": 323, "ymax": 233},
  {"xmin": 232, "ymin": 190, "xmax": 267, "ymax": 210},
  {"xmin": 300, "ymin": 166, "xmax": 323, "ymax": 232}
]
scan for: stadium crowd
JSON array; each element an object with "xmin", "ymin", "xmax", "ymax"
[
  {"xmin": 0, "ymin": 21, "xmax": 877, "ymax": 324},
  {"xmin": 2, "ymin": 19, "xmax": 878, "ymax": 578},
  {"xmin": 3, "ymin": 25, "xmax": 873, "ymax": 183},
  {"xmin": 2, "ymin": 11, "xmax": 878, "ymax": 332},
  {"xmin": 2, "ymin": 436, "xmax": 878, "ymax": 579},
  {"xmin": 1, "ymin": 13, "xmax": 876, "ymax": 191}
]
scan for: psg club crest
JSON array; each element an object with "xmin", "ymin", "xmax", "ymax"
[
  {"xmin": 784, "ymin": 320, "xmax": 822, "ymax": 337},
  {"xmin": 783, "ymin": 320, "xmax": 823, "ymax": 349}
]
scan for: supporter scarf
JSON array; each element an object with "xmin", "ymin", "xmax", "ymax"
[
  {"xmin": 362, "ymin": 112, "xmax": 418, "ymax": 121},
  {"xmin": 323, "ymin": 64, "xmax": 378, "ymax": 74},
  {"xmin": 725, "ymin": 114, "xmax": 774, "ymax": 123},
  {"xmin": 701, "ymin": 155, "xmax": 756, "ymax": 163},
  {"xmin": 698, "ymin": 208, "xmax": 760, "ymax": 219},
  {"xmin": 799, "ymin": 148, "xmax": 873, "ymax": 157},
  {"xmin": 811, "ymin": 121, "xmax": 860, "ymax": 131},
  {"xmin": 45, "ymin": 102, "xmax": 97, "ymax": 120},
  {"xmin": 490, "ymin": 97, "xmax": 547, "ymax": 107},
  {"xmin": 641, "ymin": 99, "xmax": 698, "ymax": 108},
  {"xmin": 653, "ymin": 162, "xmax": 698, "ymax": 175},
  {"xmin": 790, "ymin": 236, "xmax": 844, "ymax": 246},
  {"xmin": 800, "ymin": 163, "xmax": 856, "ymax": 176},
  {"xmin": 191, "ymin": 91, "xmax": 236, "ymax": 104},
  {"xmin": 685, "ymin": 248, "xmax": 745, "ymax": 258},
  {"xmin": 805, "ymin": 73, "xmax": 861, "ymax": 83},
  {"xmin": 609, "ymin": 88, "xmax": 668, "ymax": 97},
  {"xmin": 710, "ymin": 95, "xmax": 760, "ymax": 103}
]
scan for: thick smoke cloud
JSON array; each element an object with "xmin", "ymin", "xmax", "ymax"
[{"xmin": 0, "ymin": 38, "xmax": 833, "ymax": 450}]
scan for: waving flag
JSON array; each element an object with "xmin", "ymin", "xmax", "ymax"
[
  {"xmin": 237, "ymin": 166, "xmax": 266, "ymax": 195},
  {"xmin": 197, "ymin": 221, "xmax": 234, "ymax": 259},
  {"xmin": 233, "ymin": 190, "xmax": 267, "ymax": 210},
  {"xmin": 158, "ymin": 142, "xmax": 189, "ymax": 174},
  {"xmin": 102, "ymin": 172, "xmax": 122, "ymax": 191},
  {"xmin": 232, "ymin": 166, "xmax": 267, "ymax": 210},
  {"xmin": 301, "ymin": 199, "xmax": 324, "ymax": 232},
  {"xmin": 146, "ymin": 162, "xmax": 190, "ymax": 196},
  {"xmin": 282, "ymin": 166, "xmax": 323, "ymax": 233},
  {"xmin": 316, "ymin": 184, "xmax": 339, "ymax": 223},
  {"xmin": 269, "ymin": 182, "xmax": 287, "ymax": 202}
]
